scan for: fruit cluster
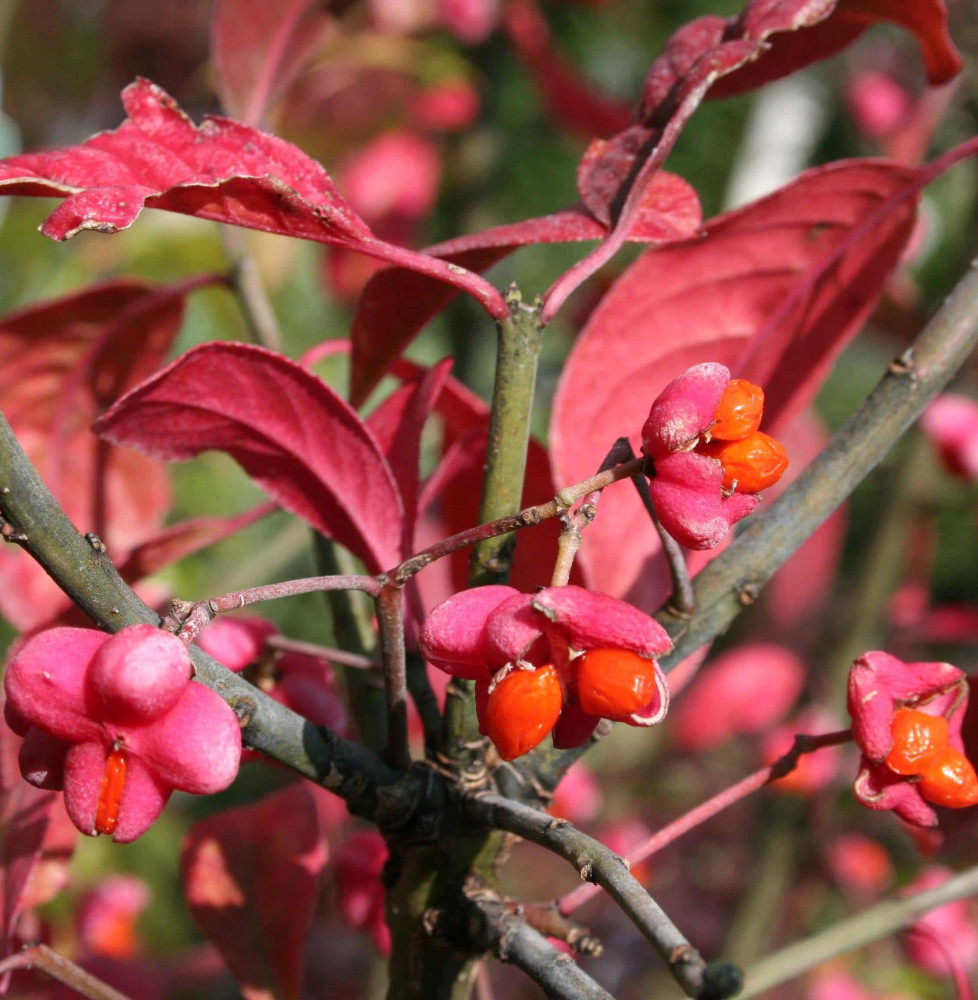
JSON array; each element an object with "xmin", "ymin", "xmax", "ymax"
[
  {"xmin": 420, "ymin": 585, "xmax": 671, "ymax": 761},
  {"xmin": 641, "ymin": 363, "xmax": 789, "ymax": 549},
  {"xmin": 698, "ymin": 378, "xmax": 789, "ymax": 494},
  {"xmin": 4, "ymin": 624, "xmax": 242, "ymax": 842},
  {"xmin": 885, "ymin": 707, "xmax": 978, "ymax": 808},
  {"xmin": 482, "ymin": 647, "xmax": 662, "ymax": 761},
  {"xmin": 849, "ymin": 651, "xmax": 977, "ymax": 827}
]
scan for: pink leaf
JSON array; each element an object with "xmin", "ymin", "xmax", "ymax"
[
  {"xmin": 543, "ymin": 0, "xmax": 960, "ymax": 320},
  {"xmin": 212, "ymin": 0, "xmax": 329, "ymax": 125},
  {"xmin": 0, "ymin": 278, "xmax": 199, "ymax": 631},
  {"xmin": 0, "ymin": 708, "xmax": 59, "ymax": 977},
  {"xmin": 182, "ymin": 782, "xmax": 328, "ymax": 1000},
  {"xmin": 708, "ymin": 0, "xmax": 963, "ymax": 102},
  {"xmin": 550, "ymin": 159, "xmax": 918, "ymax": 609},
  {"xmin": 350, "ymin": 172, "xmax": 701, "ymax": 405},
  {"xmin": 366, "ymin": 358, "xmax": 453, "ymax": 551},
  {"xmin": 114, "ymin": 502, "xmax": 278, "ymax": 586},
  {"xmin": 0, "ymin": 79, "xmax": 506, "ymax": 318},
  {"xmin": 502, "ymin": 0, "xmax": 631, "ymax": 140},
  {"xmin": 95, "ymin": 342, "xmax": 404, "ymax": 572},
  {"xmin": 415, "ymin": 406, "xmax": 584, "ymax": 610}
]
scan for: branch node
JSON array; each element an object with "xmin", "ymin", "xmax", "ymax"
[
  {"xmin": 0, "ymin": 519, "xmax": 28, "ymax": 543},
  {"xmin": 888, "ymin": 347, "xmax": 917, "ymax": 377},
  {"xmin": 232, "ymin": 696, "xmax": 257, "ymax": 728},
  {"xmin": 84, "ymin": 532, "xmax": 107, "ymax": 554}
]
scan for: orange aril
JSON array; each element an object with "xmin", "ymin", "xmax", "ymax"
[
  {"xmin": 885, "ymin": 707, "xmax": 949, "ymax": 775},
  {"xmin": 701, "ymin": 432, "xmax": 788, "ymax": 493},
  {"xmin": 95, "ymin": 744, "xmax": 127, "ymax": 836},
  {"xmin": 578, "ymin": 648, "xmax": 657, "ymax": 719},
  {"xmin": 919, "ymin": 745, "xmax": 978, "ymax": 808},
  {"xmin": 711, "ymin": 379, "xmax": 764, "ymax": 441},
  {"xmin": 484, "ymin": 664, "xmax": 562, "ymax": 761}
]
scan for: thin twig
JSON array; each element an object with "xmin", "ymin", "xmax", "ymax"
[
  {"xmin": 557, "ymin": 730, "xmax": 853, "ymax": 916},
  {"xmin": 492, "ymin": 919, "xmax": 616, "ymax": 1000},
  {"xmin": 738, "ymin": 863, "xmax": 978, "ymax": 997},
  {"xmin": 164, "ymin": 574, "xmax": 382, "ymax": 646},
  {"xmin": 631, "ymin": 462, "xmax": 696, "ymax": 617},
  {"xmin": 407, "ymin": 649, "xmax": 443, "ymax": 757},
  {"xmin": 0, "ymin": 944, "xmax": 132, "ymax": 1000},
  {"xmin": 377, "ymin": 583, "xmax": 410, "ymax": 769},
  {"xmin": 403, "ymin": 580, "xmax": 443, "ymax": 755},
  {"xmin": 519, "ymin": 902, "xmax": 603, "ymax": 955},
  {"xmin": 389, "ymin": 457, "xmax": 643, "ymax": 587},
  {"xmin": 436, "ymin": 886, "xmax": 617, "ymax": 1000},
  {"xmin": 465, "ymin": 792, "xmax": 741, "ymax": 1000},
  {"xmin": 315, "ymin": 536, "xmax": 388, "ymax": 754},
  {"xmin": 551, "ymin": 437, "xmax": 634, "ymax": 587},
  {"xmin": 264, "ymin": 634, "xmax": 380, "ymax": 671}
]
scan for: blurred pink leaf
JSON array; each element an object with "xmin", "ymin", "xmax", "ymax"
[
  {"xmin": 182, "ymin": 782, "xmax": 328, "ymax": 1000},
  {"xmin": 0, "ymin": 707, "xmax": 59, "ymax": 985},
  {"xmin": 545, "ymin": 0, "xmax": 960, "ymax": 320},
  {"xmin": 212, "ymin": 0, "xmax": 329, "ymax": 124},
  {"xmin": 115, "ymin": 502, "xmax": 278, "ymax": 585},
  {"xmin": 410, "ymin": 362, "xmax": 584, "ymax": 606},
  {"xmin": 350, "ymin": 171, "xmax": 701, "ymax": 405},
  {"xmin": 672, "ymin": 643, "xmax": 806, "ymax": 751},
  {"xmin": 502, "ymin": 0, "xmax": 631, "ymax": 139},
  {"xmin": 0, "ymin": 279, "xmax": 198, "ymax": 630},
  {"xmin": 95, "ymin": 342, "xmax": 404, "ymax": 572},
  {"xmin": 366, "ymin": 358, "xmax": 453, "ymax": 552},
  {"xmin": 0, "ymin": 79, "xmax": 506, "ymax": 317},
  {"xmin": 550, "ymin": 159, "xmax": 918, "ymax": 609}
]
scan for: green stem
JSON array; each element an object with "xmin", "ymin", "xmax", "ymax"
[
  {"xmin": 469, "ymin": 288, "xmax": 546, "ymax": 584},
  {"xmin": 387, "ymin": 289, "xmax": 545, "ymax": 1000},
  {"xmin": 442, "ymin": 288, "xmax": 545, "ymax": 762},
  {"xmin": 739, "ymin": 863, "xmax": 978, "ymax": 997},
  {"xmin": 315, "ymin": 536, "xmax": 388, "ymax": 754}
]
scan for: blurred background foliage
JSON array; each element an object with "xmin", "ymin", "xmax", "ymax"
[{"xmin": 1, "ymin": 0, "xmax": 978, "ymax": 997}]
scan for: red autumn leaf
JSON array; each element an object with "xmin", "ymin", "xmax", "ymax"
[
  {"xmin": 549, "ymin": 159, "xmax": 918, "ymax": 609},
  {"xmin": 95, "ymin": 342, "xmax": 405, "ymax": 573},
  {"xmin": 350, "ymin": 171, "xmax": 701, "ymax": 405},
  {"xmin": 0, "ymin": 279, "xmax": 197, "ymax": 631},
  {"xmin": 0, "ymin": 79, "xmax": 506, "ymax": 319},
  {"xmin": 114, "ymin": 502, "xmax": 278, "ymax": 586},
  {"xmin": 366, "ymin": 358, "xmax": 453, "ymax": 553},
  {"xmin": 0, "ymin": 705, "xmax": 60, "ymax": 980},
  {"xmin": 406, "ymin": 362, "xmax": 583, "ymax": 609},
  {"xmin": 502, "ymin": 0, "xmax": 631, "ymax": 140},
  {"xmin": 707, "ymin": 0, "xmax": 963, "ymax": 102},
  {"xmin": 182, "ymin": 782, "xmax": 328, "ymax": 1000},
  {"xmin": 544, "ymin": 0, "xmax": 961, "ymax": 321},
  {"xmin": 212, "ymin": 0, "xmax": 329, "ymax": 125}
]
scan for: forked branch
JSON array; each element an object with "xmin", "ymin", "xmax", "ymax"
[{"xmin": 465, "ymin": 792, "xmax": 742, "ymax": 1000}]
